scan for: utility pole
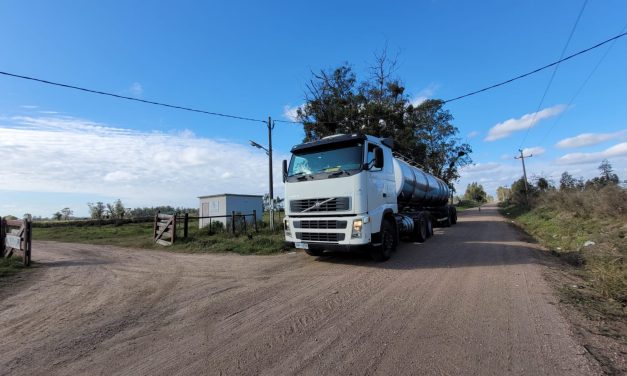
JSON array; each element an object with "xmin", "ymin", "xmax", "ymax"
[
  {"xmin": 514, "ymin": 149, "xmax": 533, "ymax": 203},
  {"xmin": 267, "ymin": 116, "xmax": 275, "ymax": 231}
]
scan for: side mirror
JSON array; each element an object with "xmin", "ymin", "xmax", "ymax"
[
  {"xmin": 373, "ymin": 147, "xmax": 384, "ymax": 168},
  {"xmin": 282, "ymin": 160, "xmax": 288, "ymax": 182}
]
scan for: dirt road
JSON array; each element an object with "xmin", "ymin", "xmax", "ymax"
[{"xmin": 0, "ymin": 205, "xmax": 601, "ymax": 375}]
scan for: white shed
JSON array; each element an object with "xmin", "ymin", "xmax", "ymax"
[{"xmin": 198, "ymin": 194, "xmax": 263, "ymax": 228}]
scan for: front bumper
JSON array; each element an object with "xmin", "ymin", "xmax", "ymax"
[
  {"xmin": 284, "ymin": 214, "xmax": 373, "ymax": 250},
  {"xmin": 284, "ymin": 241, "xmax": 372, "ymax": 253}
]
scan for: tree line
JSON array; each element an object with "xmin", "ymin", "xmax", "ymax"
[
  {"xmin": 45, "ymin": 200, "xmax": 198, "ymax": 221},
  {"xmin": 497, "ymin": 159, "xmax": 622, "ymax": 205}
]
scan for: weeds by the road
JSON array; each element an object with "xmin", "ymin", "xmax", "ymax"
[
  {"xmin": 0, "ymin": 257, "xmax": 27, "ymax": 278},
  {"xmin": 500, "ymin": 185, "xmax": 626, "ymax": 318},
  {"xmin": 33, "ymin": 220, "xmax": 289, "ymax": 255}
]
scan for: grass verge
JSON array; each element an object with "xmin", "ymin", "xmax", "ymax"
[
  {"xmin": 455, "ymin": 200, "xmax": 481, "ymax": 212},
  {"xmin": 33, "ymin": 221, "xmax": 289, "ymax": 255},
  {"xmin": 499, "ymin": 202, "xmax": 625, "ymax": 318},
  {"xmin": 0, "ymin": 257, "xmax": 27, "ymax": 278}
]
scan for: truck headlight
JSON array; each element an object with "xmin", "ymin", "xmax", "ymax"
[
  {"xmin": 352, "ymin": 219, "xmax": 363, "ymax": 238},
  {"xmin": 284, "ymin": 219, "xmax": 291, "ymax": 236}
]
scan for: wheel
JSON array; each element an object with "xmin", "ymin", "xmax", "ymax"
[
  {"xmin": 371, "ymin": 219, "xmax": 396, "ymax": 262},
  {"xmin": 426, "ymin": 215, "xmax": 433, "ymax": 238},
  {"xmin": 412, "ymin": 214, "xmax": 428, "ymax": 243},
  {"xmin": 305, "ymin": 249, "xmax": 324, "ymax": 256},
  {"xmin": 443, "ymin": 208, "xmax": 452, "ymax": 227},
  {"xmin": 451, "ymin": 207, "xmax": 458, "ymax": 225}
]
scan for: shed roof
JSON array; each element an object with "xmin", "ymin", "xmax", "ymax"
[{"xmin": 198, "ymin": 193, "xmax": 264, "ymax": 199}]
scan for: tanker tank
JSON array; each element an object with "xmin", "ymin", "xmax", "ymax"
[{"xmin": 393, "ymin": 158, "xmax": 450, "ymax": 207}]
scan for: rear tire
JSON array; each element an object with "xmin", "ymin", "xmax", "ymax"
[
  {"xmin": 371, "ymin": 219, "xmax": 396, "ymax": 262},
  {"xmin": 412, "ymin": 214, "xmax": 428, "ymax": 243},
  {"xmin": 443, "ymin": 207, "xmax": 452, "ymax": 227},
  {"xmin": 426, "ymin": 214, "xmax": 434, "ymax": 238},
  {"xmin": 305, "ymin": 249, "xmax": 324, "ymax": 257},
  {"xmin": 451, "ymin": 207, "xmax": 458, "ymax": 225}
]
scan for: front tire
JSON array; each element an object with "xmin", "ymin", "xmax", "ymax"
[{"xmin": 371, "ymin": 219, "xmax": 396, "ymax": 262}]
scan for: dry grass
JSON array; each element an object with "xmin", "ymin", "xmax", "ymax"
[{"xmin": 501, "ymin": 185, "xmax": 626, "ymax": 309}]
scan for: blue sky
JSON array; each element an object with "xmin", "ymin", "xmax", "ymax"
[{"xmin": 1, "ymin": 0, "xmax": 626, "ymax": 217}]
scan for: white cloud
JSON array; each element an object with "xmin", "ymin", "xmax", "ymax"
[
  {"xmin": 283, "ymin": 104, "xmax": 303, "ymax": 121},
  {"xmin": 555, "ymin": 130, "xmax": 627, "ymax": 149},
  {"xmin": 20, "ymin": 105, "xmax": 38, "ymax": 109},
  {"xmin": 460, "ymin": 162, "xmax": 501, "ymax": 173},
  {"xmin": 104, "ymin": 171, "xmax": 137, "ymax": 182},
  {"xmin": 557, "ymin": 142, "xmax": 627, "ymax": 165},
  {"xmin": 0, "ymin": 115, "xmax": 287, "ymax": 213},
  {"xmin": 129, "ymin": 82, "xmax": 143, "ymax": 97},
  {"xmin": 411, "ymin": 83, "xmax": 439, "ymax": 107},
  {"xmin": 521, "ymin": 146, "xmax": 545, "ymax": 156},
  {"xmin": 485, "ymin": 104, "xmax": 567, "ymax": 141},
  {"xmin": 467, "ymin": 131, "xmax": 479, "ymax": 139}
]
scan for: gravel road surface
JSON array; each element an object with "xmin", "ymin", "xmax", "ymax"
[{"xmin": 0, "ymin": 204, "xmax": 601, "ymax": 375}]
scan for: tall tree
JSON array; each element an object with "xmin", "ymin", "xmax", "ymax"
[
  {"xmin": 463, "ymin": 182, "xmax": 487, "ymax": 203},
  {"xmin": 60, "ymin": 207, "xmax": 73, "ymax": 220},
  {"xmin": 594, "ymin": 159, "xmax": 619, "ymax": 186},
  {"xmin": 296, "ymin": 53, "xmax": 471, "ymax": 186},
  {"xmin": 559, "ymin": 171, "xmax": 576, "ymax": 190},
  {"xmin": 88, "ymin": 202, "xmax": 106, "ymax": 219},
  {"xmin": 496, "ymin": 186, "xmax": 511, "ymax": 202}
]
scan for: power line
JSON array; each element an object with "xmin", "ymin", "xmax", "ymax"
[
  {"xmin": 518, "ymin": 0, "xmax": 588, "ymax": 149},
  {"xmin": 0, "ymin": 71, "xmax": 266, "ymax": 124},
  {"xmin": 277, "ymin": 30, "xmax": 627, "ymax": 125},
  {"xmin": 3, "ymin": 29, "xmax": 626, "ymax": 126},
  {"xmin": 442, "ymin": 30, "xmax": 627, "ymax": 104},
  {"xmin": 538, "ymin": 21, "xmax": 627, "ymax": 147}
]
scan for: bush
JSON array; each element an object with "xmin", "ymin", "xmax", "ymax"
[{"xmin": 537, "ymin": 184, "xmax": 626, "ymax": 220}]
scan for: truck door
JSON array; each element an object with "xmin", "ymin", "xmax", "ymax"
[{"xmin": 366, "ymin": 142, "xmax": 392, "ymax": 224}]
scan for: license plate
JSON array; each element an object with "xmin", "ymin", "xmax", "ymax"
[{"xmin": 294, "ymin": 242, "xmax": 309, "ymax": 250}]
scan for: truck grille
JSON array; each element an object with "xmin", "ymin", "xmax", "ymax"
[
  {"xmin": 293, "ymin": 220, "xmax": 347, "ymax": 229},
  {"xmin": 289, "ymin": 197, "xmax": 350, "ymax": 212},
  {"xmin": 296, "ymin": 232, "xmax": 345, "ymax": 242}
]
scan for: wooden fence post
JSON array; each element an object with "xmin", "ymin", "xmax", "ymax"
[
  {"xmin": 153, "ymin": 211, "xmax": 159, "ymax": 242},
  {"xmin": 0, "ymin": 217, "xmax": 5, "ymax": 258},
  {"xmin": 24, "ymin": 216, "xmax": 32, "ymax": 266},
  {"xmin": 231, "ymin": 211, "xmax": 236, "ymax": 234},
  {"xmin": 252, "ymin": 210, "xmax": 257, "ymax": 232},
  {"xmin": 172, "ymin": 213, "xmax": 177, "ymax": 244},
  {"xmin": 183, "ymin": 212, "xmax": 189, "ymax": 239}
]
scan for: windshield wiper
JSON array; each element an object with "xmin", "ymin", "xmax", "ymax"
[
  {"xmin": 290, "ymin": 172, "xmax": 312, "ymax": 181},
  {"xmin": 328, "ymin": 170, "xmax": 350, "ymax": 178}
]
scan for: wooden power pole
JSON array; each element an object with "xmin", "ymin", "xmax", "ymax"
[
  {"xmin": 267, "ymin": 116, "xmax": 275, "ymax": 231},
  {"xmin": 514, "ymin": 149, "xmax": 533, "ymax": 203}
]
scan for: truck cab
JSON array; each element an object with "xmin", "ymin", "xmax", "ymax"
[{"xmin": 282, "ymin": 134, "xmax": 397, "ymax": 259}]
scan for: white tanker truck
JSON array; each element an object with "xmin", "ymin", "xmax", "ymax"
[{"xmin": 282, "ymin": 133, "xmax": 458, "ymax": 261}]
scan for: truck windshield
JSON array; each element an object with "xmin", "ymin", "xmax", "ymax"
[{"xmin": 288, "ymin": 143, "xmax": 363, "ymax": 179}]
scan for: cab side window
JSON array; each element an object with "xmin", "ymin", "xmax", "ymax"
[{"xmin": 367, "ymin": 143, "xmax": 382, "ymax": 172}]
